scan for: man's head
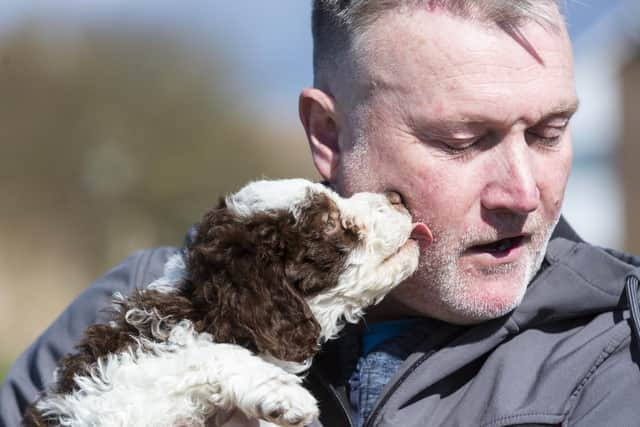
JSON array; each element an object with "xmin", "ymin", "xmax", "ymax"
[{"xmin": 299, "ymin": 0, "xmax": 578, "ymax": 324}]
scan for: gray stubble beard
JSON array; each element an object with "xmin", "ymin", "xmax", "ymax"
[{"xmin": 398, "ymin": 213, "xmax": 560, "ymax": 323}]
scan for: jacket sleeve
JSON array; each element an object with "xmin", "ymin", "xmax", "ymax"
[
  {"xmin": 0, "ymin": 246, "xmax": 178, "ymax": 427},
  {"xmin": 565, "ymin": 327, "xmax": 640, "ymax": 426}
]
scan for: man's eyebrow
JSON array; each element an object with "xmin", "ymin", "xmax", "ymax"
[
  {"xmin": 406, "ymin": 117, "xmax": 483, "ymax": 137},
  {"xmin": 546, "ymin": 98, "xmax": 580, "ymax": 118},
  {"xmin": 406, "ymin": 99, "xmax": 581, "ymax": 134}
]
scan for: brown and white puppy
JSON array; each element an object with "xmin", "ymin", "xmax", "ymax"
[{"xmin": 24, "ymin": 179, "xmax": 431, "ymax": 427}]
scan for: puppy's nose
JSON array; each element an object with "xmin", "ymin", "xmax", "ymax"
[{"xmin": 384, "ymin": 191, "xmax": 404, "ymax": 207}]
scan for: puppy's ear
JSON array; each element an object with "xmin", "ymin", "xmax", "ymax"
[
  {"xmin": 187, "ymin": 203, "xmax": 321, "ymax": 363},
  {"xmin": 247, "ymin": 276, "xmax": 322, "ymax": 362}
]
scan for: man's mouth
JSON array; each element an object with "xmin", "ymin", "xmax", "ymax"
[{"xmin": 467, "ymin": 236, "xmax": 527, "ymax": 258}]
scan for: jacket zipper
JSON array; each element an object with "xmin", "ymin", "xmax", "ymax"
[
  {"xmin": 308, "ymin": 369, "xmax": 355, "ymax": 427},
  {"xmin": 363, "ymin": 349, "xmax": 437, "ymax": 427}
]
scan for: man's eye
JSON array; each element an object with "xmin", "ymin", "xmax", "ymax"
[
  {"xmin": 526, "ymin": 125, "xmax": 568, "ymax": 147},
  {"xmin": 437, "ymin": 137, "xmax": 480, "ymax": 153}
]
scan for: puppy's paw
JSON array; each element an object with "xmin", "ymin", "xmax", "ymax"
[
  {"xmin": 248, "ymin": 376, "xmax": 319, "ymax": 427},
  {"xmin": 208, "ymin": 382, "xmax": 230, "ymax": 408}
]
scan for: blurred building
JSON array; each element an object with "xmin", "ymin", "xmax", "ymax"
[
  {"xmin": 563, "ymin": 0, "xmax": 640, "ymax": 250},
  {"xmin": 622, "ymin": 47, "xmax": 640, "ymax": 254}
]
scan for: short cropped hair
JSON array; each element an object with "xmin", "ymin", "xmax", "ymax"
[{"xmin": 312, "ymin": 0, "xmax": 562, "ymax": 89}]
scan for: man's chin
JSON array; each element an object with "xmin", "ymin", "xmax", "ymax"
[
  {"xmin": 386, "ymin": 266, "xmax": 529, "ymax": 324},
  {"xmin": 430, "ymin": 289, "xmax": 526, "ymax": 325},
  {"xmin": 441, "ymin": 261, "xmax": 534, "ymax": 323},
  {"xmin": 450, "ymin": 290, "xmax": 526, "ymax": 324}
]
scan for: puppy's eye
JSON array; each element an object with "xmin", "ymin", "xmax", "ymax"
[
  {"xmin": 322, "ymin": 211, "xmax": 341, "ymax": 235},
  {"xmin": 341, "ymin": 218, "xmax": 363, "ymax": 240},
  {"xmin": 325, "ymin": 219, "xmax": 338, "ymax": 233},
  {"xmin": 384, "ymin": 191, "xmax": 403, "ymax": 206}
]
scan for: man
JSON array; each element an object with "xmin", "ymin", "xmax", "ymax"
[{"xmin": 2, "ymin": 1, "xmax": 640, "ymax": 426}]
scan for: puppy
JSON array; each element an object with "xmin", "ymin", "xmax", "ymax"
[{"xmin": 23, "ymin": 179, "xmax": 431, "ymax": 427}]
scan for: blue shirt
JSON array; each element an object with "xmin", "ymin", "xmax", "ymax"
[{"xmin": 348, "ymin": 319, "xmax": 431, "ymax": 427}]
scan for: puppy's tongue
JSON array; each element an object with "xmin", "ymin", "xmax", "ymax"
[{"xmin": 410, "ymin": 222, "xmax": 433, "ymax": 248}]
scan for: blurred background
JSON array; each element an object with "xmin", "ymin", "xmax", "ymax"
[{"xmin": 0, "ymin": 0, "xmax": 639, "ymax": 382}]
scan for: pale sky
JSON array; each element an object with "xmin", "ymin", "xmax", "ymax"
[
  {"xmin": 0, "ymin": 0, "xmax": 634, "ymax": 247},
  {"xmin": 0, "ymin": 0, "xmax": 625, "ymax": 126}
]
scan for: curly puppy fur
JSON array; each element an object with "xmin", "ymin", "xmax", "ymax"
[{"xmin": 23, "ymin": 179, "xmax": 420, "ymax": 427}]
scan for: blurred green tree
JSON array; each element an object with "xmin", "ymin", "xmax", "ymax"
[{"xmin": 0, "ymin": 19, "xmax": 316, "ymax": 363}]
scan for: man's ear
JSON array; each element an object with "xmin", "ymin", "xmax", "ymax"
[{"xmin": 299, "ymin": 88, "xmax": 340, "ymax": 183}]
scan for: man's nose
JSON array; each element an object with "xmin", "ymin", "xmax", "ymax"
[{"xmin": 480, "ymin": 139, "xmax": 540, "ymax": 215}]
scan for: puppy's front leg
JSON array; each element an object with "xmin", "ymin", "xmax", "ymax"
[
  {"xmin": 208, "ymin": 343, "xmax": 318, "ymax": 427},
  {"xmin": 35, "ymin": 328, "xmax": 317, "ymax": 427}
]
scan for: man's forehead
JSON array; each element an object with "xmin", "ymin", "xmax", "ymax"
[
  {"xmin": 347, "ymin": 7, "xmax": 569, "ymax": 81},
  {"xmin": 341, "ymin": 9, "xmax": 574, "ymax": 109}
]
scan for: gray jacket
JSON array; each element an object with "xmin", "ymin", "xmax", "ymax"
[{"xmin": 2, "ymin": 220, "xmax": 640, "ymax": 427}]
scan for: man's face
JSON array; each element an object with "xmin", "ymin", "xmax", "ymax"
[{"xmin": 304, "ymin": 9, "xmax": 577, "ymax": 324}]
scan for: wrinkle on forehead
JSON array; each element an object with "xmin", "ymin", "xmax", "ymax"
[{"xmin": 346, "ymin": 8, "xmax": 571, "ymax": 97}]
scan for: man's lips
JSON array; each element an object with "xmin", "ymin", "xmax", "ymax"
[{"xmin": 465, "ymin": 235, "xmax": 529, "ymax": 259}]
